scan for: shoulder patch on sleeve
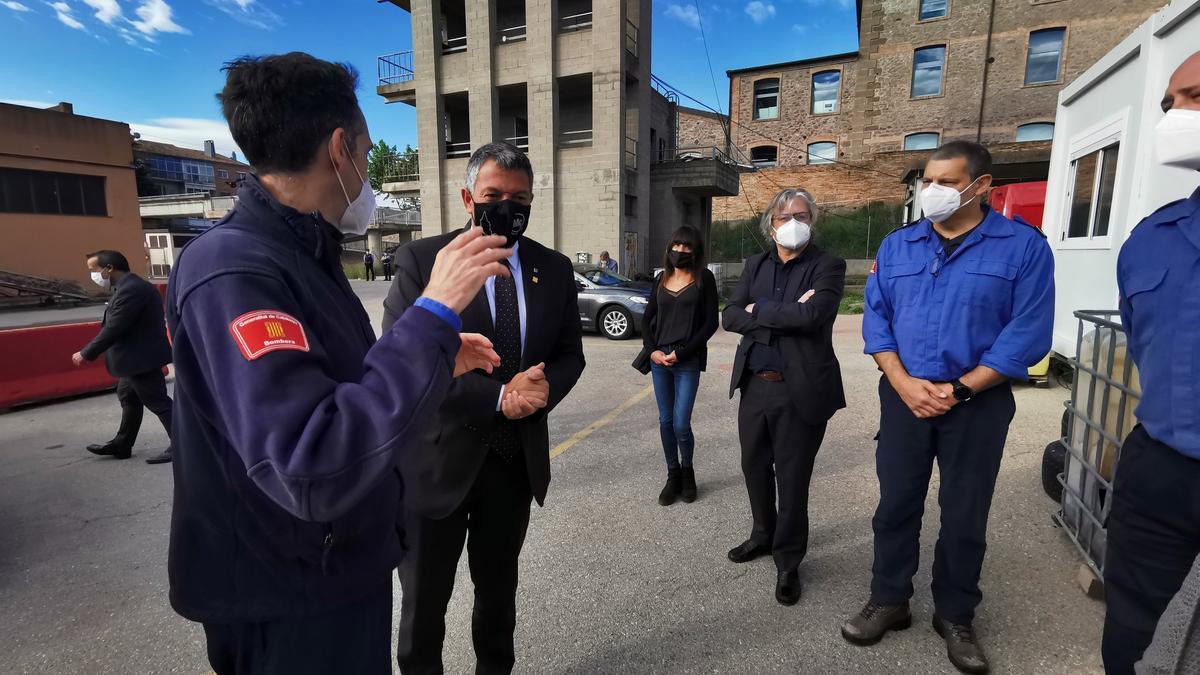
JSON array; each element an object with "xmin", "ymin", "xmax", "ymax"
[
  {"xmin": 870, "ymin": 260, "xmax": 878, "ymax": 275},
  {"xmin": 229, "ymin": 310, "xmax": 310, "ymax": 361}
]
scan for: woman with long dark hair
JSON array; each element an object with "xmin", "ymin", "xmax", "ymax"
[{"xmin": 634, "ymin": 225, "xmax": 720, "ymax": 505}]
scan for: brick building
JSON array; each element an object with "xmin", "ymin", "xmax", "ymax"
[
  {"xmin": 699, "ymin": 0, "xmax": 1166, "ymax": 222},
  {"xmin": 374, "ymin": 0, "xmax": 737, "ymax": 275},
  {"xmin": 133, "ymin": 139, "xmax": 249, "ymax": 198}
]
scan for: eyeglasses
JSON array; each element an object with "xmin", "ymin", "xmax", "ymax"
[{"xmin": 773, "ymin": 212, "xmax": 812, "ymax": 223}]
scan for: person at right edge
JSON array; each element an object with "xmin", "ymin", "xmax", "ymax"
[
  {"xmin": 1103, "ymin": 50, "xmax": 1200, "ymax": 675},
  {"xmin": 843, "ymin": 141, "xmax": 1054, "ymax": 674},
  {"xmin": 722, "ymin": 187, "xmax": 847, "ymax": 606}
]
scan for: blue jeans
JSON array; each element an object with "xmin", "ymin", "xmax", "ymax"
[{"xmin": 651, "ymin": 359, "xmax": 701, "ymax": 470}]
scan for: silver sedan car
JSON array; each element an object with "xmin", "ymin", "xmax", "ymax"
[{"xmin": 573, "ymin": 265, "xmax": 651, "ymax": 340}]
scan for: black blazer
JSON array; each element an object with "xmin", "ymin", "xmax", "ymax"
[
  {"xmin": 635, "ymin": 268, "xmax": 720, "ymax": 373},
  {"xmin": 722, "ymin": 245, "xmax": 847, "ymax": 424},
  {"xmin": 382, "ymin": 232, "xmax": 586, "ymax": 518},
  {"xmin": 80, "ymin": 273, "xmax": 171, "ymax": 377}
]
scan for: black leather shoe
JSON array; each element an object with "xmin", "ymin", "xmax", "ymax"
[
  {"xmin": 727, "ymin": 539, "xmax": 771, "ymax": 563},
  {"xmin": 145, "ymin": 449, "xmax": 173, "ymax": 465},
  {"xmin": 840, "ymin": 601, "xmax": 912, "ymax": 646},
  {"xmin": 775, "ymin": 568, "xmax": 801, "ymax": 605},
  {"xmin": 679, "ymin": 467, "xmax": 697, "ymax": 503},
  {"xmin": 87, "ymin": 442, "xmax": 132, "ymax": 460},
  {"xmin": 658, "ymin": 469, "xmax": 682, "ymax": 506},
  {"xmin": 933, "ymin": 616, "xmax": 989, "ymax": 674}
]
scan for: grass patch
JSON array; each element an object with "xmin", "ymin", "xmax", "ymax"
[{"xmin": 839, "ymin": 291, "xmax": 865, "ymax": 315}]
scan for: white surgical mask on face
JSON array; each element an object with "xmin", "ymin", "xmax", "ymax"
[
  {"xmin": 1156, "ymin": 108, "xmax": 1200, "ymax": 170},
  {"xmin": 921, "ymin": 176, "xmax": 982, "ymax": 223},
  {"xmin": 773, "ymin": 218, "xmax": 812, "ymax": 250},
  {"xmin": 90, "ymin": 271, "xmax": 110, "ymax": 289},
  {"xmin": 330, "ymin": 141, "xmax": 376, "ymax": 236}
]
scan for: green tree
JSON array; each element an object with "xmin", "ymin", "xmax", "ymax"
[{"xmin": 367, "ymin": 139, "xmax": 398, "ymax": 190}]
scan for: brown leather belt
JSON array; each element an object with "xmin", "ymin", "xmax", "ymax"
[{"xmin": 755, "ymin": 371, "xmax": 785, "ymax": 382}]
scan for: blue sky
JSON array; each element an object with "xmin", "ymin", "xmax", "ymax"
[{"xmin": 0, "ymin": 0, "xmax": 857, "ymax": 159}]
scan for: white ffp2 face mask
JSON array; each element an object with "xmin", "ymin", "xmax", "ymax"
[
  {"xmin": 90, "ymin": 271, "xmax": 110, "ymax": 289},
  {"xmin": 773, "ymin": 218, "xmax": 812, "ymax": 250},
  {"xmin": 1156, "ymin": 108, "xmax": 1200, "ymax": 170},
  {"xmin": 921, "ymin": 176, "xmax": 982, "ymax": 223},
  {"xmin": 330, "ymin": 141, "xmax": 376, "ymax": 236}
]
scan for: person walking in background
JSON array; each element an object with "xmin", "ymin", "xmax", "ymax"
[
  {"xmin": 1102, "ymin": 50, "xmax": 1200, "ymax": 675},
  {"xmin": 364, "ymin": 250, "xmax": 376, "ymax": 280},
  {"xmin": 382, "ymin": 250, "xmax": 394, "ymax": 281},
  {"xmin": 72, "ymin": 249, "xmax": 174, "ymax": 465},
  {"xmin": 634, "ymin": 226, "xmax": 719, "ymax": 506},
  {"xmin": 599, "ymin": 250, "xmax": 618, "ymax": 274},
  {"xmin": 722, "ymin": 188, "xmax": 846, "ymax": 606}
]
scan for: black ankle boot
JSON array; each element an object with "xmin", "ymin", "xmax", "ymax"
[
  {"xmin": 680, "ymin": 467, "xmax": 697, "ymax": 503},
  {"xmin": 658, "ymin": 469, "xmax": 682, "ymax": 506}
]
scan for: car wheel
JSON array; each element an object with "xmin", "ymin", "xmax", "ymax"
[{"xmin": 599, "ymin": 306, "xmax": 633, "ymax": 340}]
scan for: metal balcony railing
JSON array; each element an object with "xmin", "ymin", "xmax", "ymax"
[
  {"xmin": 559, "ymin": 129, "xmax": 592, "ymax": 147},
  {"xmin": 498, "ymin": 25, "xmax": 526, "ymax": 43},
  {"xmin": 378, "ymin": 50, "xmax": 415, "ymax": 87},
  {"xmin": 653, "ymin": 145, "xmax": 737, "ymax": 164},
  {"xmin": 504, "ymin": 135, "xmax": 530, "ymax": 151},
  {"xmin": 445, "ymin": 141, "xmax": 471, "ymax": 159},
  {"xmin": 442, "ymin": 35, "xmax": 467, "ymax": 54},
  {"xmin": 379, "ymin": 152, "xmax": 419, "ymax": 183},
  {"xmin": 560, "ymin": 11, "xmax": 592, "ymax": 32}
]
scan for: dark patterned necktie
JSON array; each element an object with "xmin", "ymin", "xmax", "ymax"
[{"xmin": 489, "ymin": 259, "xmax": 522, "ymax": 461}]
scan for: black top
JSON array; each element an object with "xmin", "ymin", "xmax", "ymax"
[
  {"xmin": 654, "ymin": 281, "xmax": 699, "ymax": 351},
  {"xmin": 80, "ymin": 273, "xmax": 172, "ymax": 377},
  {"xmin": 746, "ymin": 249, "xmax": 803, "ymax": 373},
  {"xmin": 639, "ymin": 268, "xmax": 720, "ymax": 372},
  {"xmin": 938, "ymin": 229, "xmax": 972, "ymax": 257}
]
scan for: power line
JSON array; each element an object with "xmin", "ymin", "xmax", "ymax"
[{"xmin": 692, "ymin": 0, "xmax": 731, "ymax": 148}]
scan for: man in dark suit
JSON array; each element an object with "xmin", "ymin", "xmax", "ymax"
[
  {"xmin": 383, "ymin": 142, "xmax": 585, "ymax": 675},
  {"xmin": 73, "ymin": 249, "xmax": 174, "ymax": 464},
  {"xmin": 721, "ymin": 188, "xmax": 847, "ymax": 606}
]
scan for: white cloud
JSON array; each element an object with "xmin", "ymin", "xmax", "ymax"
[
  {"xmin": 664, "ymin": 3, "xmax": 700, "ymax": 30},
  {"xmin": 2, "ymin": 1, "xmax": 31, "ymax": 11},
  {"xmin": 1, "ymin": 98, "xmax": 58, "ymax": 109},
  {"xmin": 130, "ymin": 0, "xmax": 188, "ymax": 36},
  {"xmin": 48, "ymin": 1, "xmax": 86, "ymax": 29},
  {"xmin": 792, "ymin": 23, "xmax": 808, "ymax": 34},
  {"xmin": 745, "ymin": 1, "xmax": 776, "ymax": 23},
  {"xmin": 130, "ymin": 117, "xmax": 242, "ymax": 158},
  {"xmin": 205, "ymin": 0, "xmax": 281, "ymax": 30},
  {"xmin": 81, "ymin": 0, "xmax": 121, "ymax": 23}
]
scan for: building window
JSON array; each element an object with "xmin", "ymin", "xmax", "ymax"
[
  {"xmin": 218, "ymin": 169, "xmax": 229, "ymax": 179},
  {"xmin": 558, "ymin": 74, "xmax": 593, "ymax": 147},
  {"xmin": 811, "ymin": 71, "xmax": 840, "ymax": 114},
  {"xmin": 753, "ymin": 78, "xmax": 779, "ymax": 120},
  {"xmin": 903, "ymin": 132, "xmax": 941, "ymax": 150},
  {"xmin": 559, "ymin": 0, "xmax": 592, "ymax": 32},
  {"xmin": 919, "ymin": 0, "xmax": 947, "ymax": 20},
  {"xmin": 807, "ymin": 142, "xmax": 836, "ymax": 165},
  {"xmin": 1025, "ymin": 28, "xmax": 1065, "ymax": 85},
  {"xmin": 443, "ymin": 91, "xmax": 472, "ymax": 158},
  {"xmin": 1066, "ymin": 143, "xmax": 1119, "ymax": 239},
  {"xmin": 0, "ymin": 167, "xmax": 107, "ymax": 216},
  {"xmin": 237, "ymin": 171, "xmax": 248, "ymax": 180},
  {"xmin": 750, "ymin": 145, "xmax": 777, "ymax": 168},
  {"xmin": 1016, "ymin": 122, "xmax": 1055, "ymax": 142},
  {"xmin": 912, "ymin": 46, "xmax": 946, "ymax": 98},
  {"xmin": 625, "ymin": 194, "xmax": 637, "ymax": 217}
]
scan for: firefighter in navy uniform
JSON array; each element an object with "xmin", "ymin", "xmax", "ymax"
[
  {"xmin": 166, "ymin": 53, "xmax": 511, "ymax": 675},
  {"xmin": 1102, "ymin": 50, "xmax": 1200, "ymax": 675},
  {"xmin": 841, "ymin": 141, "xmax": 1054, "ymax": 674}
]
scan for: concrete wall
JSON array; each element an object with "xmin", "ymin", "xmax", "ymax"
[{"xmin": 0, "ymin": 103, "xmax": 144, "ymax": 292}]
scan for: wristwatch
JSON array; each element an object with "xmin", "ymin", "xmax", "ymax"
[{"xmin": 950, "ymin": 378, "xmax": 974, "ymax": 402}]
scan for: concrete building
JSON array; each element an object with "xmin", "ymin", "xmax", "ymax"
[
  {"xmin": 375, "ymin": 0, "xmax": 737, "ymax": 275},
  {"xmin": 702, "ymin": 0, "xmax": 1167, "ymax": 222},
  {"xmin": 133, "ymin": 138, "xmax": 250, "ymax": 198},
  {"xmin": 0, "ymin": 102, "xmax": 144, "ymax": 293}
]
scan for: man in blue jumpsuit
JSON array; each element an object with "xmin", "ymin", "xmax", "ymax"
[
  {"xmin": 1102, "ymin": 50, "xmax": 1200, "ymax": 675},
  {"xmin": 842, "ymin": 141, "xmax": 1054, "ymax": 673},
  {"xmin": 166, "ymin": 53, "xmax": 511, "ymax": 674}
]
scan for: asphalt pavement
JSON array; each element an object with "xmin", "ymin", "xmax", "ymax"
[{"xmin": 0, "ymin": 279, "xmax": 1103, "ymax": 674}]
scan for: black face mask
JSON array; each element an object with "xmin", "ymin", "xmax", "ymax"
[
  {"xmin": 668, "ymin": 250, "xmax": 694, "ymax": 268},
  {"xmin": 473, "ymin": 199, "xmax": 531, "ymax": 248}
]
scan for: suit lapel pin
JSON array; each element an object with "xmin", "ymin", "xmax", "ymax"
[{"xmin": 532, "ymin": 267, "xmax": 539, "ymax": 284}]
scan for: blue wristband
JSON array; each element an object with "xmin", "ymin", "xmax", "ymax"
[{"xmin": 414, "ymin": 297, "xmax": 462, "ymax": 333}]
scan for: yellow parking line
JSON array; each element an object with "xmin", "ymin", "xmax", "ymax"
[{"xmin": 550, "ymin": 383, "xmax": 655, "ymax": 459}]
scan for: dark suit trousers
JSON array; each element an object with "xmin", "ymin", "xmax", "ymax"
[
  {"xmin": 114, "ymin": 368, "xmax": 173, "ymax": 448},
  {"xmin": 1101, "ymin": 425, "xmax": 1200, "ymax": 675},
  {"xmin": 202, "ymin": 581, "xmax": 392, "ymax": 675},
  {"xmin": 870, "ymin": 376, "xmax": 1014, "ymax": 624},
  {"xmin": 737, "ymin": 375, "xmax": 827, "ymax": 573},
  {"xmin": 397, "ymin": 453, "xmax": 533, "ymax": 675}
]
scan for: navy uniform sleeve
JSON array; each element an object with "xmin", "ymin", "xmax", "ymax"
[
  {"xmin": 978, "ymin": 235, "xmax": 1055, "ymax": 379},
  {"xmin": 173, "ymin": 270, "xmax": 459, "ymax": 523},
  {"xmin": 862, "ymin": 242, "xmax": 898, "ymax": 355}
]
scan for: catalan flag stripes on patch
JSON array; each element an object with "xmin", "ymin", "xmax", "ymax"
[{"xmin": 229, "ymin": 310, "xmax": 310, "ymax": 361}]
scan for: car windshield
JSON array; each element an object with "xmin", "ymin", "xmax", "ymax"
[{"xmin": 581, "ymin": 268, "xmax": 632, "ymax": 286}]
